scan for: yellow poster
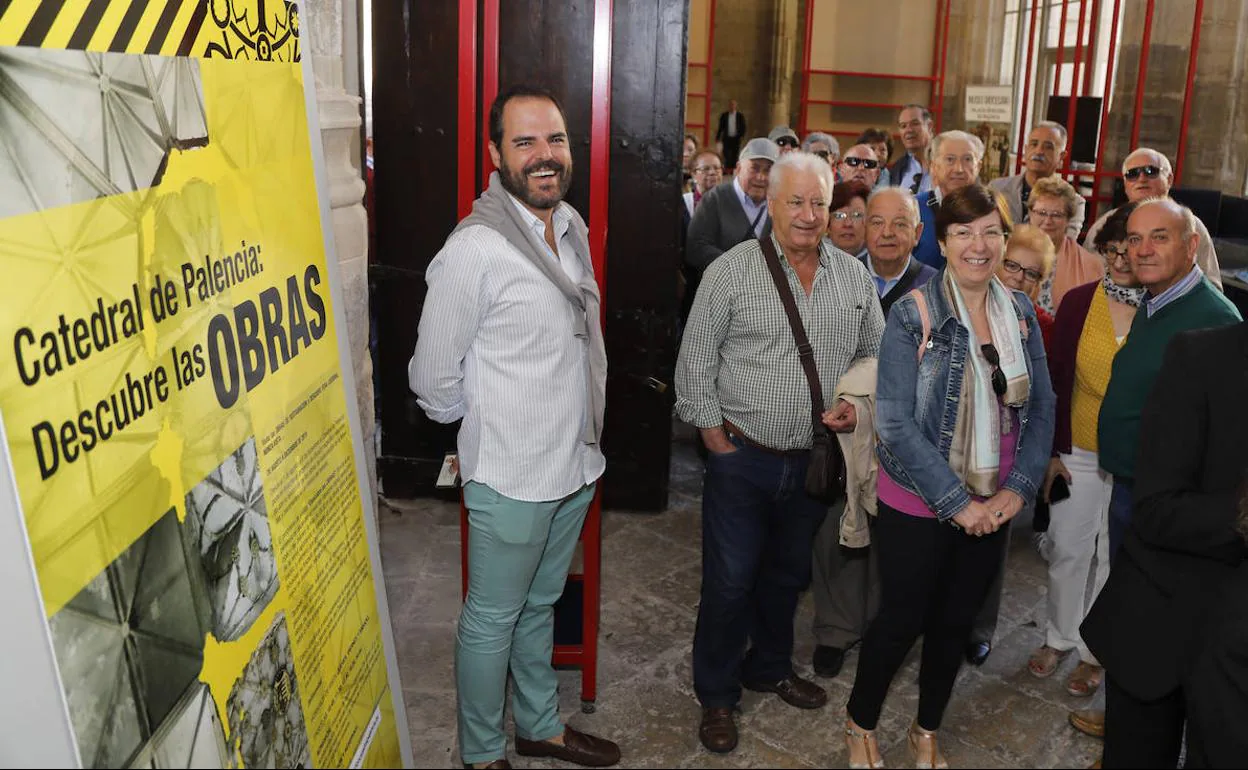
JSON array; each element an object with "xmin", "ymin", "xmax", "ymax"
[{"xmin": 0, "ymin": 1, "xmax": 406, "ymax": 767}]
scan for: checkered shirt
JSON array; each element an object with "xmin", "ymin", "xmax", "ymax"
[{"xmin": 675, "ymin": 235, "xmax": 885, "ymax": 450}]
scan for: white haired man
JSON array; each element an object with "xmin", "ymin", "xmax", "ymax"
[
  {"xmin": 677, "ymin": 151, "xmax": 884, "ymax": 754},
  {"xmin": 989, "ymin": 121, "xmax": 1085, "ymax": 237},
  {"xmin": 1082, "ymin": 148, "xmax": 1222, "ymax": 288},
  {"xmin": 912, "ymin": 130, "xmax": 984, "ymax": 268}
]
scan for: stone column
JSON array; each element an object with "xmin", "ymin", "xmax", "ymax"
[
  {"xmin": 304, "ymin": 0, "xmax": 376, "ymax": 500},
  {"xmin": 769, "ymin": 0, "xmax": 799, "ymax": 129}
]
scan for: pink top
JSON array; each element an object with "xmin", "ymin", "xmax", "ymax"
[{"xmin": 878, "ymin": 409, "xmax": 1020, "ymax": 518}]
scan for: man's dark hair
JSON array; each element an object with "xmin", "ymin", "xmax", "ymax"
[
  {"xmin": 1093, "ymin": 200, "xmax": 1139, "ymax": 249},
  {"xmin": 856, "ymin": 127, "xmax": 894, "ymax": 165},
  {"xmin": 900, "ymin": 104, "xmax": 932, "ymax": 123},
  {"xmin": 488, "ymin": 84, "xmax": 568, "ymax": 148}
]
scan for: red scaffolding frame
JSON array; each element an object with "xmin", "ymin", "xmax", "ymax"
[
  {"xmin": 797, "ymin": 0, "xmax": 952, "ymax": 146},
  {"xmin": 1011, "ymin": 0, "xmax": 1204, "ymax": 225},
  {"xmin": 455, "ymin": 0, "xmax": 609, "ymax": 714},
  {"xmin": 685, "ymin": 0, "xmax": 716, "ymax": 147}
]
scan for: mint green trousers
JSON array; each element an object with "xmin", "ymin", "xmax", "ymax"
[{"xmin": 456, "ymin": 481, "xmax": 594, "ymax": 764}]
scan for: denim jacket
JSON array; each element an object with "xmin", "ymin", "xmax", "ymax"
[{"xmin": 875, "ymin": 274, "xmax": 1056, "ymax": 521}]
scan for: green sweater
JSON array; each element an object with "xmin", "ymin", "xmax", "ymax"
[{"xmin": 1098, "ymin": 278, "xmax": 1242, "ymax": 479}]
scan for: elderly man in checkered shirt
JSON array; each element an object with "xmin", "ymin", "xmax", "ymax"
[{"xmin": 676, "ymin": 151, "xmax": 885, "ymax": 754}]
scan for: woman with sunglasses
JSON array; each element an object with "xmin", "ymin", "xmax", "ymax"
[
  {"xmin": 844, "ymin": 184, "xmax": 1055, "ymax": 768},
  {"xmin": 1029, "ymin": 203, "xmax": 1143, "ymax": 703},
  {"xmin": 825, "ymin": 180, "xmax": 871, "ymax": 258},
  {"xmin": 1026, "ymin": 176, "xmax": 1102, "ymax": 314}
]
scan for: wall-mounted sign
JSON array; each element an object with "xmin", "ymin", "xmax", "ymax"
[{"xmin": 965, "ymin": 85, "xmax": 1014, "ymax": 124}]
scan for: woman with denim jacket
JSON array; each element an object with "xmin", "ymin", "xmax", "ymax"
[{"xmin": 843, "ymin": 185, "xmax": 1056, "ymax": 769}]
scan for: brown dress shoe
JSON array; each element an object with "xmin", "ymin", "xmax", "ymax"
[
  {"xmin": 462, "ymin": 761, "xmax": 511, "ymax": 769},
  {"xmin": 515, "ymin": 725, "xmax": 620, "ymax": 767},
  {"xmin": 699, "ymin": 707, "xmax": 738, "ymax": 753},
  {"xmin": 742, "ymin": 673, "xmax": 828, "ymax": 709},
  {"xmin": 1069, "ymin": 708, "xmax": 1105, "ymax": 738}
]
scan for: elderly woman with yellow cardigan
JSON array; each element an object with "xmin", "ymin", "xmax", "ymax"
[
  {"xmin": 1027, "ymin": 176, "xmax": 1102, "ymax": 313},
  {"xmin": 1028, "ymin": 203, "xmax": 1143, "ymax": 700}
]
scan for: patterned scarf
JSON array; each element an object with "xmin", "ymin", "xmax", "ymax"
[
  {"xmin": 945, "ymin": 272, "xmax": 1031, "ymax": 496},
  {"xmin": 1102, "ymin": 272, "xmax": 1144, "ymax": 308}
]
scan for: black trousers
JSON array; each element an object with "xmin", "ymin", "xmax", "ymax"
[
  {"xmin": 1103, "ymin": 675, "xmax": 1185, "ymax": 768},
  {"xmin": 847, "ymin": 502, "xmax": 1007, "ymax": 730}
]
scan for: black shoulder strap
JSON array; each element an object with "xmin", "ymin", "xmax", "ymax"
[
  {"xmin": 891, "ymin": 257, "xmax": 925, "ymax": 297},
  {"xmin": 743, "ymin": 204, "xmax": 767, "ymax": 243},
  {"xmin": 759, "ymin": 236, "xmax": 825, "ymax": 426}
]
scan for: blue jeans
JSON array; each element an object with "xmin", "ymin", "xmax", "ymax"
[
  {"xmin": 1108, "ymin": 478, "xmax": 1133, "ymax": 563},
  {"xmin": 693, "ymin": 435, "xmax": 829, "ymax": 708},
  {"xmin": 456, "ymin": 481, "xmax": 595, "ymax": 764}
]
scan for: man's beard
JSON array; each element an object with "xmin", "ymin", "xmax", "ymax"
[{"xmin": 498, "ymin": 158, "xmax": 572, "ymax": 210}]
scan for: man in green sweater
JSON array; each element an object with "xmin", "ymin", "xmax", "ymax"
[{"xmin": 1098, "ymin": 198, "xmax": 1242, "ymax": 558}]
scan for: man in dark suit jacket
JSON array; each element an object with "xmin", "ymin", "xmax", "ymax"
[
  {"xmin": 715, "ymin": 100, "xmax": 747, "ymax": 169},
  {"xmin": 1081, "ymin": 322, "xmax": 1248, "ymax": 768}
]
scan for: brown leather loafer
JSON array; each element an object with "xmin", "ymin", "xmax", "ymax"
[
  {"xmin": 1069, "ymin": 708, "xmax": 1105, "ymax": 738},
  {"xmin": 742, "ymin": 673, "xmax": 828, "ymax": 709},
  {"xmin": 515, "ymin": 725, "xmax": 620, "ymax": 767},
  {"xmin": 699, "ymin": 707, "xmax": 738, "ymax": 753},
  {"xmin": 462, "ymin": 761, "xmax": 511, "ymax": 769}
]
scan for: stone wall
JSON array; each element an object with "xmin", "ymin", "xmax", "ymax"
[{"xmin": 708, "ymin": 0, "xmax": 779, "ymax": 143}]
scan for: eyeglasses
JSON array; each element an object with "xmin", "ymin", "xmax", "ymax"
[
  {"xmin": 812, "ymin": 149, "xmax": 831, "ymax": 160},
  {"xmin": 776, "ymin": 137, "xmax": 798, "ymax": 148},
  {"xmin": 1002, "ymin": 258, "xmax": 1043, "ymax": 283},
  {"xmin": 1123, "ymin": 164, "xmax": 1161, "ymax": 181},
  {"xmin": 947, "ymin": 226, "xmax": 1005, "ymax": 244},
  {"xmin": 981, "ymin": 343, "xmax": 1008, "ymax": 397},
  {"xmin": 843, "ymin": 156, "xmax": 880, "ymax": 169},
  {"xmin": 832, "ymin": 210, "xmax": 866, "ymax": 222},
  {"xmin": 1029, "ymin": 208, "xmax": 1068, "ymax": 221},
  {"xmin": 694, "ymin": 164, "xmax": 722, "ymax": 174}
]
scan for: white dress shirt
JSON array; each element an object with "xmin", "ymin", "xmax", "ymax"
[{"xmin": 409, "ymin": 196, "xmax": 604, "ymax": 502}]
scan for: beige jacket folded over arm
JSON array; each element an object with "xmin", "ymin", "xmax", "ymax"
[{"xmin": 834, "ymin": 357, "xmax": 878, "ymax": 548}]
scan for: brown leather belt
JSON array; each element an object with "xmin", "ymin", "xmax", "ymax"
[{"xmin": 722, "ymin": 419, "xmax": 807, "ymax": 456}]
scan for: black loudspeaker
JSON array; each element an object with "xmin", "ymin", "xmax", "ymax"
[{"xmin": 1045, "ymin": 96, "xmax": 1103, "ymax": 164}]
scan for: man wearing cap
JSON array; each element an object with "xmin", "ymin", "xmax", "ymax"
[
  {"xmin": 770, "ymin": 126, "xmax": 800, "ymax": 155},
  {"xmin": 686, "ymin": 137, "xmax": 779, "ymax": 282}
]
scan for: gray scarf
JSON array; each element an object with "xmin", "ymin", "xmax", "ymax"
[{"xmin": 451, "ymin": 172, "xmax": 606, "ymax": 446}]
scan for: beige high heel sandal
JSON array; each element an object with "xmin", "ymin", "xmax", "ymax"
[
  {"xmin": 845, "ymin": 714, "xmax": 885, "ymax": 769},
  {"xmin": 907, "ymin": 722, "xmax": 948, "ymax": 769}
]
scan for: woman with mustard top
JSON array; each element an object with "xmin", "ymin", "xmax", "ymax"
[{"xmin": 1028, "ymin": 202, "xmax": 1143, "ymax": 697}]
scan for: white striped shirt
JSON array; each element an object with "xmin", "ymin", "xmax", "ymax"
[{"xmin": 409, "ymin": 200, "xmax": 604, "ymax": 502}]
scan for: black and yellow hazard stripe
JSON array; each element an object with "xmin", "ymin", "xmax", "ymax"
[{"xmin": 0, "ymin": 0, "xmax": 212, "ymax": 57}]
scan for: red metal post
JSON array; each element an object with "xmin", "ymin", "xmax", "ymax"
[
  {"xmin": 1089, "ymin": 0, "xmax": 1123, "ymax": 223},
  {"xmin": 1064, "ymin": 0, "xmax": 1089, "ymax": 177},
  {"xmin": 1174, "ymin": 0, "xmax": 1204, "ymax": 184},
  {"xmin": 1054, "ymin": 0, "xmax": 1070, "ymax": 98},
  {"xmin": 590, "ymin": 0, "xmax": 612, "ymax": 300},
  {"xmin": 704, "ymin": 0, "xmax": 717, "ymax": 147},
  {"xmin": 1083, "ymin": 0, "xmax": 1100, "ymax": 95},
  {"xmin": 798, "ymin": 0, "xmax": 815, "ymax": 137},
  {"xmin": 935, "ymin": 0, "xmax": 952, "ymax": 131},
  {"xmin": 1016, "ymin": 0, "xmax": 1040, "ymax": 173},
  {"xmin": 456, "ymin": 0, "xmax": 477, "ymax": 219},
  {"xmin": 478, "ymin": 0, "xmax": 500, "ymax": 191},
  {"xmin": 1129, "ymin": 0, "xmax": 1155, "ymax": 150}
]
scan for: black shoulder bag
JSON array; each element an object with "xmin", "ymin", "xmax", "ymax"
[{"xmin": 758, "ymin": 237, "xmax": 846, "ymax": 505}]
